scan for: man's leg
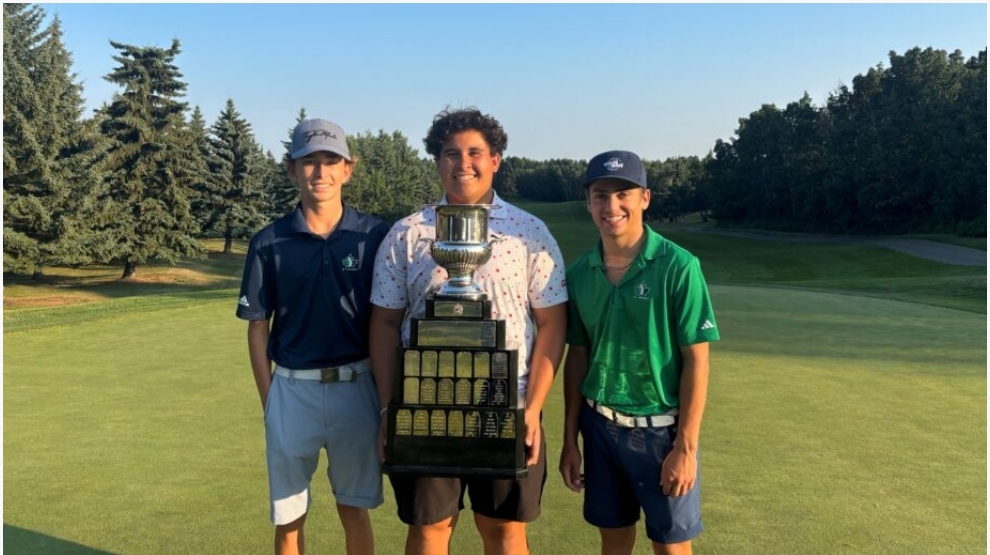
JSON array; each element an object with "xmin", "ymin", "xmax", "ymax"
[
  {"xmin": 274, "ymin": 514, "xmax": 306, "ymax": 555},
  {"xmin": 474, "ymin": 513, "xmax": 529, "ymax": 555},
  {"xmin": 405, "ymin": 514, "xmax": 458, "ymax": 555},
  {"xmin": 652, "ymin": 539, "xmax": 692, "ymax": 555},
  {"xmin": 337, "ymin": 504, "xmax": 374, "ymax": 555},
  {"xmin": 599, "ymin": 525, "xmax": 636, "ymax": 555}
]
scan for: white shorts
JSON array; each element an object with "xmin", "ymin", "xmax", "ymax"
[{"xmin": 264, "ymin": 364, "xmax": 384, "ymax": 524}]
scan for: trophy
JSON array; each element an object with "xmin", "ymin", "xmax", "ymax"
[{"xmin": 383, "ymin": 204, "xmax": 527, "ymax": 478}]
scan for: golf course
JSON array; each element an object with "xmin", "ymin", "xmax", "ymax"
[{"xmin": 3, "ymin": 200, "xmax": 985, "ymax": 554}]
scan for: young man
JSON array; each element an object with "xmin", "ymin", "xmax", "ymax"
[
  {"xmin": 559, "ymin": 150, "xmax": 720, "ymax": 555},
  {"xmin": 369, "ymin": 108, "xmax": 568, "ymax": 555},
  {"xmin": 236, "ymin": 118, "xmax": 389, "ymax": 555}
]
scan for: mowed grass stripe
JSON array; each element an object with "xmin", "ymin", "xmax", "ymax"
[{"xmin": 4, "ymin": 284, "xmax": 985, "ymax": 554}]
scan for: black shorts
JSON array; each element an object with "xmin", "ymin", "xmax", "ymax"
[{"xmin": 389, "ymin": 426, "xmax": 547, "ymax": 525}]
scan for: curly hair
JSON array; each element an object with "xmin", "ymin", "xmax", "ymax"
[{"xmin": 423, "ymin": 107, "xmax": 508, "ymax": 159}]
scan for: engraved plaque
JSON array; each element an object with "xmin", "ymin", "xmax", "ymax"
[
  {"xmin": 474, "ymin": 352, "xmax": 490, "ymax": 379},
  {"xmin": 415, "ymin": 320, "xmax": 498, "ymax": 348},
  {"xmin": 430, "ymin": 410, "xmax": 447, "ymax": 437},
  {"xmin": 437, "ymin": 378, "xmax": 454, "ymax": 405},
  {"xmin": 421, "ymin": 351, "xmax": 438, "ymax": 378},
  {"xmin": 455, "ymin": 379, "xmax": 472, "ymax": 405},
  {"xmin": 395, "ymin": 409, "xmax": 413, "ymax": 436},
  {"xmin": 481, "ymin": 411, "xmax": 500, "ymax": 438},
  {"xmin": 492, "ymin": 352, "xmax": 509, "ymax": 380},
  {"xmin": 420, "ymin": 378, "xmax": 437, "ymax": 405},
  {"xmin": 403, "ymin": 377, "xmax": 420, "ymax": 404},
  {"xmin": 403, "ymin": 351, "xmax": 420, "ymax": 377},
  {"xmin": 412, "ymin": 410, "xmax": 429, "ymax": 436},
  {"xmin": 492, "ymin": 379, "xmax": 508, "ymax": 407},
  {"xmin": 447, "ymin": 410, "xmax": 464, "ymax": 437},
  {"xmin": 473, "ymin": 379, "xmax": 490, "ymax": 406},
  {"xmin": 499, "ymin": 412, "xmax": 516, "ymax": 439},
  {"xmin": 438, "ymin": 351, "xmax": 455, "ymax": 378},
  {"xmin": 456, "ymin": 351, "xmax": 473, "ymax": 378},
  {"xmin": 464, "ymin": 411, "xmax": 481, "ymax": 438}
]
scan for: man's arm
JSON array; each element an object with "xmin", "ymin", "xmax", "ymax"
[
  {"xmin": 247, "ymin": 320, "xmax": 273, "ymax": 409},
  {"xmin": 559, "ymin": 343, "xmax": 589, "ymax": 492},
  {"xmin": 660, "ymin": 341, "xmax": 710, "ymax": 497},
  {"xmin": 369, "ymin": 304, "xmax": 406, "ymax": 461},
  {"xmin": 523, "ymin": 302, "xmax": 567, "ymax": 466}
]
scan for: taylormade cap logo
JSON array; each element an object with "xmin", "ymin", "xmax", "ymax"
[
  {"xmin": 290, "ymin": 118, "xmax": 351, "ymax": 161},
  {"xmin": 603, "ymin": 157, "xmax": 625, "ymax": 172}
]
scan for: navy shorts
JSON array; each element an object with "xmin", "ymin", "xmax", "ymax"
[{"xmin": 579, "ymin": 401, "xmax": 703, "ymax": 544}]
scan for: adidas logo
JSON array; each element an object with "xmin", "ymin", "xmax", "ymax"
[
  {"xmin": 700, "ymin": 320, "xmax": 715, "ymax": 330},
  {"xmin": 238, "ymin": 296, "xmax": 250, "ymax": 308}
]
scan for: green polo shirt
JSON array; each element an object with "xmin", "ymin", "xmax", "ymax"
[{"xmin": 566, "ymin": 226, "xmax": 720, "ymax": 415}]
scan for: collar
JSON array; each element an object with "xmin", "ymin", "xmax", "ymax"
[
  {"xmin": 288, "ymin": 202, "xmax": 360, "ymax": 235},
  {"xmin": 591, "ymin": 225, "xmax": 666, "ymax": 268},
  {"xmin": 436, "ymin": 190, "xmax": 509, "ymax": 220}
]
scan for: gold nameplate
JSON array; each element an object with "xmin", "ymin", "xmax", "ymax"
[
  {"xmin": 431, "ymin": 299, "xmax": 485, "ymax": 319},
  {"xmin": 447, "ymin": 410, "xmax": 464, "ymax": 437},
  {"xmin": 438, "ymin": 351, "xmax": 455, "ymax": 378},
  {"xmin": 455, "ymin": 379, "xmax": 472, "ymax": 405},
  {"xmin": 412, "ymin": 410, "xmax": 429, "ymax": 436},
  {"xmin": 456, "ymin": 351, "xmax": 473, "ymax": 378},
  {"xmin": 473, "ymin": 379, "xmax": 490, "ymax": 406},
  {"xmin": 403, "ymin": 377, "xmax": 420, "ymax": 404},
  {"xmin": 430, "ymin": 410, "xmax": 447, "ymax": 436},
  {"xmin": 464, "ymin": 411, "xmax": 481, "ymax": 438},
  {"xmin": 403, "ymin": 351, "xmax": 420, "ymax": 377},
  {"xmin": 421, "ymin": 351, "xmax": 438, "ymax": 378},
  {"xmin": 491, "ymin": 352, "xmax": 509, "ymax": 380},
  {"xmin": 437, "ymin": 378, "xmax": 454, "ymax": 405},
  {"xmin": 499, "ymin": 412, "xmax": 516, "ymax": 439},
  {"xmin": 420, "ymin": 378, "xmax": 437, "ymax": 405},
  {"xmin": 395, "ymin": 409, "xmax": 412, "ymax": 436},
  {"xmin": 474, "ymin": 352, "xmax": 490, "ymax": 378}
]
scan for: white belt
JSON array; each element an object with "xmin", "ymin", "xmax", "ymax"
[
  {"xmin": 274, "ymin": 359, "xmax": 370, "ymax": 383},
  {"xmin": 586, "ymin": 398, "xmax": 676, "ymax": 428}
]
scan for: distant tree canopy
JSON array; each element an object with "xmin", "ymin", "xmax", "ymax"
[{"xmin": 3, "ymin": 4, "xmax": 985, "ymax": 279}]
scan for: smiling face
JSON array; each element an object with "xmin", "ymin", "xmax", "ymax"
[
  {"xmin": 586, "ymin": 179, "xmax": 651, "ymax": 242},
  {"xmin": 436, "ymin": 130, "xmax": 500, "ymax": 205},
  {"xmin": 287, "ymin": 151, "xmax": 353, "ymax": 208}
]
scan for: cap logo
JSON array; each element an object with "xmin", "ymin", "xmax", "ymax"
[
  {"xmin": 603, "ymin": 157, "xmax": 624, "ymax": 172},
  {"xmin": 304, "ymin": 129, "xmax": 338, "ymax": 143}
]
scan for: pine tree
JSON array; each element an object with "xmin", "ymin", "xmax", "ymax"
[
  {"xmin": 198, "ymin": 99, "xmax": 267, "ymax": 253},
  {"xmin": 98, "ymin": 39, "xmax": 202, "ymax": 279},
  {"xmin": 3, "ymin": 4, "xmax": 109, "ymax": 277},
  {"xmin": 263, "ymin": 108, "xmax": 306, "ymax": 220}
]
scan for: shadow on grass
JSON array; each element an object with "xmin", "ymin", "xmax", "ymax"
[{"xmin": 2, "ymin": 525, "xmax": 119, "ymax": 555}]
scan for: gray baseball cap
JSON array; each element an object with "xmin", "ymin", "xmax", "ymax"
[
  {"xmin": 583, "ymin": 150, "xmax": 647, "ymax": 189},
  {"xmin": 290, "ymin": 118, "xmax": 351, "ymax": 160}
]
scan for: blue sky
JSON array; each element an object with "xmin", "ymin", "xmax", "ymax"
[{"xmin": 47, "ymin": 3, "xmax": 987, "ymax": 161}]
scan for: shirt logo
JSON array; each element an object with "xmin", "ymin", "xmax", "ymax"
[
  {"xmin": 341, "ymin": 254, "xmax": 359, "ymax": 270},
  {"xmin": 604, "ymin": 157, "xmax": 624, "ymax": 172},
  {"xmin": 238, "ymin": 296, "xmax": 250, "ymax": 307},
  {"xmin": 701, "ymin": 320, "xmax": 716, "ymax": 331},
  {"xmin": 633, "ymin": 281, "xmax": 650, "ymax": 299}
]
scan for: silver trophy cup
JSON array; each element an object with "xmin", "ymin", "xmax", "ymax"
[{"xmin": 429, "ymin": 204, "xmax": 493, "ymax": 300}]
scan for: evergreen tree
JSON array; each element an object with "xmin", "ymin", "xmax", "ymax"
[
  {"xmin": 198, "ymin": 99, "xmax": 268, "ymax": 253},
  {"xmin": 263, "ymin": 108, "xmax": 305, "ymax": 220},
  {"xmin": 3, "ymin": 4, "xmax": 108, "ymax": 277},
  {"xmin": 98, "ymin": 39, "xmax": 201, "ymax": 279},
  {"xmin": 346, "ymin": 129, "xmax": 440, "ymax": 222}
]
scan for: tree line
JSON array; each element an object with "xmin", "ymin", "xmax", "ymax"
[{"xmin": 5, "ymin": 4, "xmax": 985, "ymax": 279}]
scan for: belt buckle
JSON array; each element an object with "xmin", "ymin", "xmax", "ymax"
[{"xmin": 320, "ymin": 367, "xmax": 340, "ymax": 383}]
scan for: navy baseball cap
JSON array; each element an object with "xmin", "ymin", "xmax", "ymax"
[
  {"xmin": 583, "ymin": 150, "xmax": 647, "ymax": 189},
  {"xmin": 290, "ymin": 118, "xmax": 351, "ymax": 161}
]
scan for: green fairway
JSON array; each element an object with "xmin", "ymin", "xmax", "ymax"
[{"xmin": 4, "ymin": 202, "xmax": 986, "ymax": 554}]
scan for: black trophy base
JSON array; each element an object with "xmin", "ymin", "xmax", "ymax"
[{"xmin": 384, "ymin": 406, "xmax": 527, "ymax": 479}]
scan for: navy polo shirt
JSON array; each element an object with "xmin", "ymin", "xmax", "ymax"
[{"xmin": 236, "ymin": 203, "xmax": 389, "ymax": 369}]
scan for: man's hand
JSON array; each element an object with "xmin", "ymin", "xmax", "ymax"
[
  {"xmin": 524, "ymin": 408, "xmax": 542, "ymax": 466},
  {"xmin": 660, "ymin": 446, "xmax": 697, "ymax": 497},
  {"xmin": 558, "ymin": 444, "xmax": 584, "ymax": 492}
]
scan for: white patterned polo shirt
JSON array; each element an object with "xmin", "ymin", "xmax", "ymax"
[{"xmin": 370, "ymin": 192, "xmax": 568, "ymax": 403}]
